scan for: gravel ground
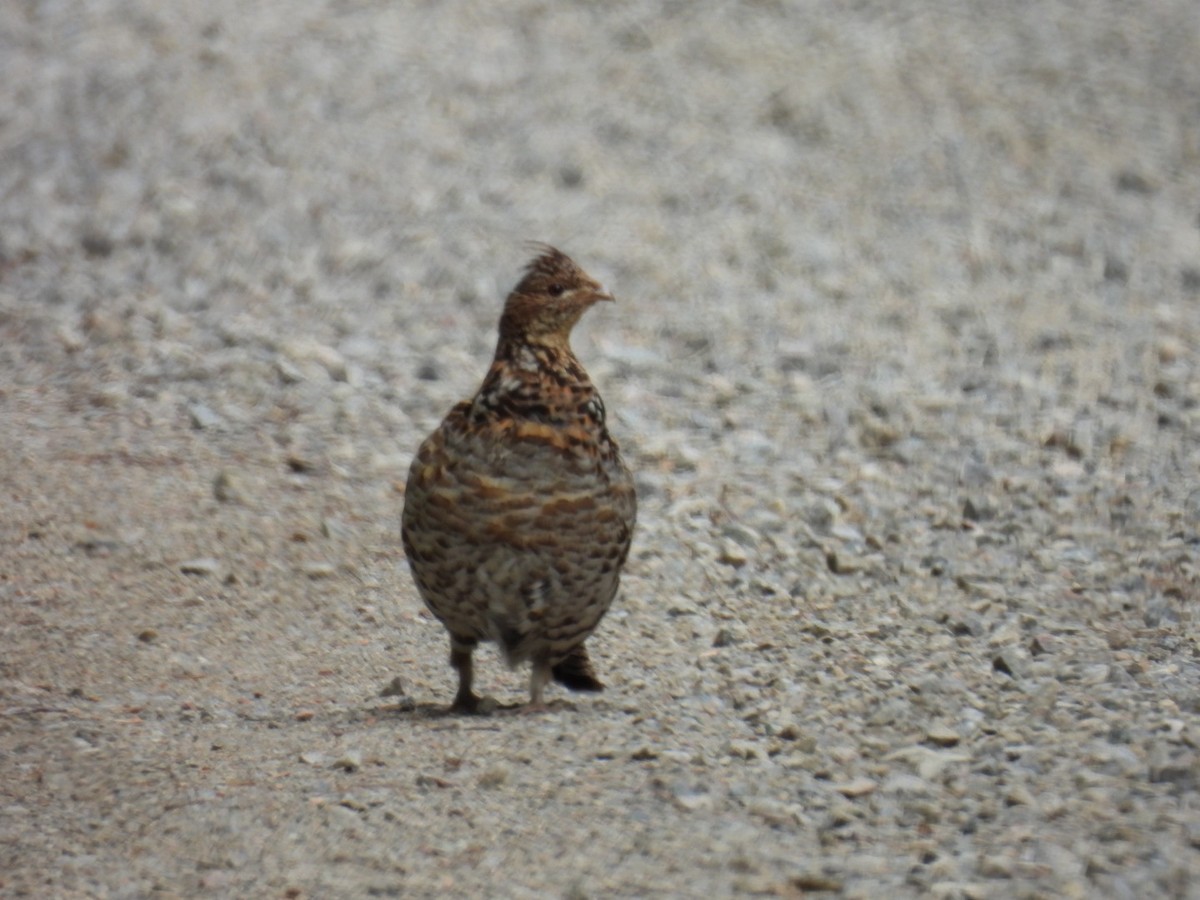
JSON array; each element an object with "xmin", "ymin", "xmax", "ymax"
[{"xmin": 3, "ymin": 1, "xmax": 1200, "ymax": 897}]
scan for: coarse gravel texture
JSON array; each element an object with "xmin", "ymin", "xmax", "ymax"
[{"xmin": 3, "ymin": 1, "xmax": 1200, "ymax": 898}]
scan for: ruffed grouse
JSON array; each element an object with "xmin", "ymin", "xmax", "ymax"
[{"xmin": 401, "ymin": 246, "xmax": 636, "ymax": 712}]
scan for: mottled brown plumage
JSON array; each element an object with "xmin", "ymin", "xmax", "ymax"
[{"xmin": 401, "ymin": 246, "xmax": 636, "ymax": 712}]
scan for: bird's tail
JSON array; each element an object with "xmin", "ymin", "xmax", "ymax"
[{"xmin": 551, "ymin": 644, "xmax": 604, "ymax": 692}]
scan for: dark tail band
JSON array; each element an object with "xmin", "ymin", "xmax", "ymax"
[{"xmin": 551, "ymin": 644, "xmax": 604, "ymax": 692}]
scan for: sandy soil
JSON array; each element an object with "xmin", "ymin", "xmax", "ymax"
[{"xmin": 2, "ymin": 1, "xmax": 1199, "ymax": 897}]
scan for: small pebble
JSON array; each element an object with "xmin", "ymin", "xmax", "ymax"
[
  {"xmin": 179, "ymin": 558, "xmax": 221, "ymax": 576},
  {"xmin": 833, "ymin": 777, "xmax": 878, "ymax": 798},
  {"xmin": 212, "ymin": 470, "xmax": 244, "ymax": 504},
  {"xmin": 926, "ymin": 725, "xmax": 961, "ymax": 747},
  {"xmin": 332, "ymin": 752, "xmax": 362, "ymax": 772},
  {"xmin": 301, "ymin": 561, "xmax": 337, "ymax": 579},
  {"xmin": 478, "ymin": 765, "xmax": 509, "ymax": 788},
  {"xmin": 188, "ymin": 403, "xmax": 223, "ymax": 430},
  {"xmin": 717, "ymin": 540, "xmax": 748, "ymax": 567}
]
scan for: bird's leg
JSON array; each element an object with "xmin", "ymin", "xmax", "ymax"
[
  {"xmin": 527, "ymin": 658, "xmax": 552, "ymax": 711},
  {"xmin": 449, "ymin": 637, "xmax": 483, "ymax": 713}
]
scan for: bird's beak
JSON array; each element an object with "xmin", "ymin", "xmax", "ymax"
[{"xmin": 592, "ymin": 287, "xmax": 615, "ymax": 303}]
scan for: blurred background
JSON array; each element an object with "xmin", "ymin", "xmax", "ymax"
[
  {"xmin": 4, "ymin": 1, "xmax": 1198, "ymax": 498},
  {"xmin": 4, "ymin": 2, "xmax": 1197, "ymax": 429}
]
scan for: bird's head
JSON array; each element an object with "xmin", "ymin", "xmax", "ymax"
[{"xmin": 498, "ymin": 245, "xmax": 613, "ymax": 347}]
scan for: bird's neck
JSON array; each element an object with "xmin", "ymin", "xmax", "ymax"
[
  {"xmin": 493, "ymin": 336, "xmax": 586, "ymax": 380},
  {"xmin": 472, "ymin": 338, "xmax": 595, "ymax": 423},
  {"xmin": 497, "ymin": 326, "xmax": 572, "ymax": 353}
]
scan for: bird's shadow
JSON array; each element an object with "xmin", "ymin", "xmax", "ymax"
[{"xmin": 371, "ymin": 696, "xmax": 579, "ymax": 721}]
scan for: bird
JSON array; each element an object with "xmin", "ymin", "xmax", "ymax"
[{"xmin": 401, "ymin": 245, "xmax": 636, "ymax": 712}]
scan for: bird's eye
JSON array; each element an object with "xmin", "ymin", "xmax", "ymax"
[{"xmin": 547, "ymin": 283, "xmax": 565, "ymax": 297}]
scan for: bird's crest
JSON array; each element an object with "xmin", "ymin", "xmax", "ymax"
[{"xmin": 519, "ymin": 243, "xmax": 585, "ymax": 287}]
